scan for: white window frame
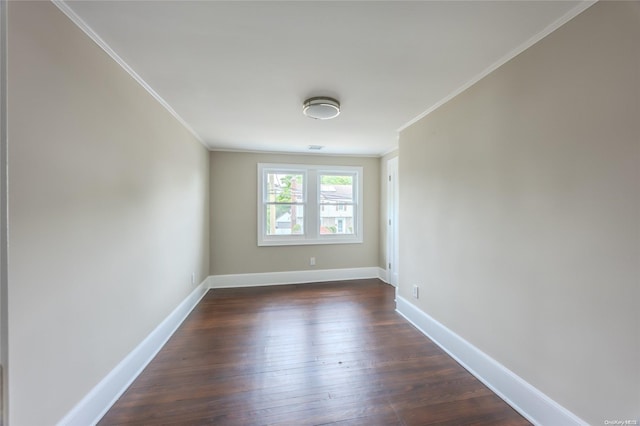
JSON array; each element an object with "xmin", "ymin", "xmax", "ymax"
[{"xmin": 258, "ymin": 163, "xmax": 363, "ymax": 246}]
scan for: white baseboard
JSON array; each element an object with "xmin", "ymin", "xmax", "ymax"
[
  {"xmin": 209, "ymin": 266, "xmax": 382, "ymax": 288},
  {"xmin": 395, "ymin": 296, "xmax": 587, "ymax": 426},
  {"xmin": 58, "ymin": 269, "xmax": 390, "ymax": 425},
  {"xmin": 377, "ymin": 267, "xmax": 389, "ymax": 283},
  {"xmin": 57, "ymin": 280, "xmax": 210, "ymax": 426}
]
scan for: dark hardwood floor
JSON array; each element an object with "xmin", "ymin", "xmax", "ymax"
[{"xmin": 99, "ymin": 279, "xmax": 530, "ymax": 425}]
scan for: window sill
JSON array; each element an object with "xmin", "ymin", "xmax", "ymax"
[{"xmin": 258, "ymin": 236, "xmax": 363, "ymax": 247}]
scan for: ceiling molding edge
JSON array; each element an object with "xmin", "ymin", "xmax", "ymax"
[
  {"xmin": 209, "ymin": 147, "xmax": 382, "ymax": 159},
  {"xmin": 397, "ymin": 0, "xmax": 598, "ymax": 133},
  {"xmin": 50, "ymin": 0, "xmax": 208, "ymax": 149},
  {"xmin": 379, "ymin": 146, "xmax": 399, "ymax": 158}
]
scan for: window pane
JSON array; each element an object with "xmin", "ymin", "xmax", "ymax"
[
  {"xmin": 320, "ymin": 174, "xmax": 355, "ymax": 235},
  {"xmin": 320, "ymin": 204, "xmax": 354, "ymax": 235},
  {"xmin": 266, "ymin": 205, "xmax": 304, "ymax": 235},
  {"xmin": 266, "ymin": 173, "xmax": 304, "ymax": 203}
]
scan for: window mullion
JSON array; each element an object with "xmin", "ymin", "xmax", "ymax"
[{"xmin": 307, "ymin": 169, "xmax": 318, "ymax": 240}]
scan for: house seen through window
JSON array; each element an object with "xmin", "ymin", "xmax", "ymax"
[{"xmin": 319, "ymin": 175, "xmax": 355, "ymax": 235}]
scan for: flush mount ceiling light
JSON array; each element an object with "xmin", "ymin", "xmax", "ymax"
[{"xmin": 302, "ymin": 97, "xmax": 340, "ymax": 120}]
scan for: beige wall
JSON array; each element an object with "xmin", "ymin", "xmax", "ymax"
[
  {"xmin": 210, "ymin": 151, "xmax": 379, "ymax": 275},
  {"xmin": 7, "ymin": 2, "xmax": 210, "ymax": 425},
  {"xmin": 378, "ymin": 150, "xmax": 398, "ymax": 269},
  {"xmin": 399, "ymin": 2, "xmax": 639, "ymax": 424}
]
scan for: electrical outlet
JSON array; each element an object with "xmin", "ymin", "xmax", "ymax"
[
  {"xmin": 191, "ymin": 272, "xmax": 196, "ymax": 285},
  {"xmin": 412, "ymin": 285, "xmax": 419, "ymax": 299},
  {"xmin": 310, "ymin": 257, "xmax": 316, "ymax": 266}
]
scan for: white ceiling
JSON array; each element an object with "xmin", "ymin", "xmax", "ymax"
[{"xmin": 59, "ymin": 0, "xmax": 591, "ymax": 156}]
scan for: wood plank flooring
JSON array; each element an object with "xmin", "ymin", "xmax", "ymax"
[{"xmin": 99, "ymin": 279, "xmax": 530, "ymax": 425}]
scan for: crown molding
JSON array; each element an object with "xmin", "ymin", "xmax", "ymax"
[
  {"xmin": 50, "ymin": 0, "xmax": 207, "ymax": 149},
  {"xmin": 398, "ymin": 0, "xmax": 598, "ymax": 133}
]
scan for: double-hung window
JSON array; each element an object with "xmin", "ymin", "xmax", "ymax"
[{"xmin": 258, "ymin": 163, "xmax": 363, "ymax": 246}]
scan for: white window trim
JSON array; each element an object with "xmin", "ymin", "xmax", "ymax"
[{"xmin": 257, "ymin": 163, "xmax": 363, "ymax": 246}]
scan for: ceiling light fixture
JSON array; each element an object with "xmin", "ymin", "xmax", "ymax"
[{"xmin": 302, "ymin": 97, "xmax": 340, "ymax": 120}]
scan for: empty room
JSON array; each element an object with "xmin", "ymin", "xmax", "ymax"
[{"xmin": 1, "ymin": 1, "xmax": 638, "ymax": 425}]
